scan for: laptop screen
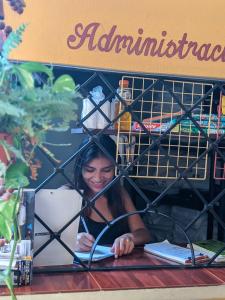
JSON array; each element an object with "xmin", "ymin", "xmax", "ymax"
[{"xmin": 33, "ymin": 189, "xmax": 82, "ymax": 267}]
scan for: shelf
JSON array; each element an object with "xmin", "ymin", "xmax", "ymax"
[{"xmin": 71, "ymin": 127, "xmax": 217, "ymax": 141}]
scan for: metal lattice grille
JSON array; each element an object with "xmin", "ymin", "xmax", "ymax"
[
  {"xmin": 214, "ymin": 92, "xmax": 225, "ymax": 180},
  {"xmin": 33, "ymin": 69, "xmax": 225, "ymax": 272},
  {"xmin": 116, "ymin": 76, "xmax": 213, "ymax": 180}
]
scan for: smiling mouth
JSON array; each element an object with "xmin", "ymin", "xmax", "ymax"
[{"xmin": 91, "ymin": 182, "xmax": 106, "ymax": 188}]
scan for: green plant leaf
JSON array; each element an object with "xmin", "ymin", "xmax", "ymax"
[
  {"xmin": 0, "ymin": 100, "xmax": 25, "ymax": 117},
  {"xmin": 0, "ymin": 271, "xmax": 6, "ymax": 286},
  {"xmin": 13, "ymin": 66, "xmax": 34, "ymax": 89},
  {"xmin": 0, "ymin": 214, "xmax": 12, "ymax": 241},
  {"xmin": 0, "ymin": 141, "xmax": 26, "ymax": 162},
  {"xmin": 0, "ymin": 194, "xmax": 18, "ymax": 240},
  {"xmin": 5, "ymin": 162, "xmax": 29, "ymax": 188},
  {"xmin": 1, "ymin": 23, "xmax": 27, "ymax": 63},
  {"xmin": 0, "ymin": 271, "xmax": 5, "ymax": 282},
  {"xmin": 0, "ymin": 270, "xmax": 16, "ymax": 299},
  {"xmin": 5, "ymin": 273, "xmax": 16, "ymax": 300},
  {"xmin": 5, "ymin": 175, "xmax": 29, "ymax": 189},
  {"xmin": 0, "ymin": 161, "xmax": 7, "ymax": 177},
  {"xmin": 20, "ymin": 62, "xmax": 53, "ymax": 79},
  {"xmin": 6, "ymin": 161, "xmax": 29, "ymax": 177},
  {"xmin": 53, "ymin": 74, "xmax": 76, "ymax": 93}
]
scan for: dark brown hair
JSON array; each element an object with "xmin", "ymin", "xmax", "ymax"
[{"xmin": 74, "ymin": 136, "xmax": 127, "ymax": 221}]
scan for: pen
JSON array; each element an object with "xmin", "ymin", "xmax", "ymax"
[{"xmin": 81, "ymin": 217, "xmax": 89, "ymax": 234}]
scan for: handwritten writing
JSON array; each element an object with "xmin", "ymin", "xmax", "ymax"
[{"xmin": 67, "ymin": 22, "xmax": 225, "ymax": 62}]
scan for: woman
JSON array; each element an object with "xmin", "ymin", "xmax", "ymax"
[{"xmin": 74, "ymin": 135, "xmax": 150, "ymax": 258}]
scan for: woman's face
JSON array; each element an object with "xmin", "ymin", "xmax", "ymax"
[{"xmin": 82, "ymin": 156, "xmax": 115, "ymax": 194}]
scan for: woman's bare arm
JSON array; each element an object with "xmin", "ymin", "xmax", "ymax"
[
  {"xmin": 111, "ymin": 187, "xmax": 151, "ymax": 258},
  {"xmin": 122, "ymin": 188, "xmax": 151, "ymax": 245}
]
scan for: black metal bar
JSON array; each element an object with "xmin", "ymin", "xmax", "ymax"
[{"xmin": 32, "ymin": 68, "xmax": 225, "ymax": 274}]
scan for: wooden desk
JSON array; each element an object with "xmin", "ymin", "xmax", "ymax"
[{"xmin": 1, "ymin": 248, "xmax": 225, "ymax": 299}]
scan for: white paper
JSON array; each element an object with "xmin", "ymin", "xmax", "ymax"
[
  {"xmin": 0, "ymin": 258, "xmax": 17, "ymax": 269},
  {"xmin": 75, "ymin": 245, "xmax": 114, "ymax": 262},
  {"xmin": 144, "ymin": 240, "xmax": 208, "ymax": 264}
]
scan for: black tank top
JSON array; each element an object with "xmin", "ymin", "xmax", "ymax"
[{"xmin": 78, "ymin": 216, "xmax": 129, "ymax": 245}]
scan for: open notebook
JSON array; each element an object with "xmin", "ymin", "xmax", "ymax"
[
  {"xmin": 33, "ymin": 189, "xmax": 82, "ymax": 267},
  {"xmin": 75, "ymin": 245, "xmax": 114, "ymax": 262}
]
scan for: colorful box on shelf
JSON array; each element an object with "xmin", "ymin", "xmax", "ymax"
[
  {"xmin": 133, "ymin": 120, "xmax": 178, "ymax": 133},
  {"xmin": 133, "ymin": 114, "xmax": 225, "ymax": 135},
  {"xmin": 0, "ymin": 240, "xmax": 32, "ymax": 286},
  {"xmin": 0, "ymin": 190, "xmax": 35, "ymax": 286}
]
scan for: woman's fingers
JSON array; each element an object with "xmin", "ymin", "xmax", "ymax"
[
  {"xmin": 120, "ymin": 237, "xmax": 129, "ymax": 255},
  {"xmin": 77, "ymin": 243, "xmax": 92, "ymax": 252},
  {"xmin": 127, "ymin": 239, "xmax": 134, "ymax": 254},
  {"xmin": 122, "ymin": 236, "xmax": 134, "ymax": 255},
  {"xmin": 112, "ymin": 239, "xmax": 119, "ymax": 258},
  {"xmin": 76, "ymin": 232, "xmax": 135, "ymax": 256},
  {"xmin": 82, "ymin": 233, "xmax": 95, "ymax": 248},
  {"xmin": 76, "ymin": 233, "xmax": 95, "ymax": 252},
  {"xmin": 112, "ymin": 234, "xmax": 134, "ymax": 258},
  {"xmin": 123, "ymin": 237, "xmax": 132, "ymax": 254}
]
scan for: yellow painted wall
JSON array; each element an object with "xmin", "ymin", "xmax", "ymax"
[{"xmin": 4, "ymin": 0, "xmax": 225, "ymax": 79}]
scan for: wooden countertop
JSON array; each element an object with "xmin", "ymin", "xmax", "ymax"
[{"xmin": 1, "ymin": 248, "xmax": 225, "ymax": 298}]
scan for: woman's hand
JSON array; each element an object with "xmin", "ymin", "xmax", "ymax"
[
  {"xmin": 75, "ymin": 232, "xmax": 95, "ymax": 252},
  {"xmin": 111, "ymin": 233, "xmax": 134, "ymax": 258}
]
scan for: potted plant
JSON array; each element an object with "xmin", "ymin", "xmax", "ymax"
[{"xmin": 0, "ymin": 23, "xmax": 81, "ymax": 298}]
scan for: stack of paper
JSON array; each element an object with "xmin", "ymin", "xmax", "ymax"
[
  {"xmin": 192, "ymin": 240, "xmax": 225, "ymax": 263},
  {"xmin": 144, "ymin": 240, "xmax": 209, "ymax": 264}
]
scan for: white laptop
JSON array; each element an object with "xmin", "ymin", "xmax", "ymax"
[{"xmin": 33, "ymin": 189, "xmax": 82, "ymax": 267}]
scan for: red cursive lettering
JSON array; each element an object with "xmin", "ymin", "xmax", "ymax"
[{"xmin": 67, "ymin": 22, "xmax": 225, "ymax": 63}]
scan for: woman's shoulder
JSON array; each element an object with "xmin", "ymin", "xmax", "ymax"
[
  {"xmin": 119, "ymin": 186, "xmax": 137, "ymax": 212},
  {"xmin": 120, "ymin": 185, "xmax": 130, "ymax": 196},
  {"xmin": 120, "ymin": 186, "xmax": 132, "ymax": 203}
]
